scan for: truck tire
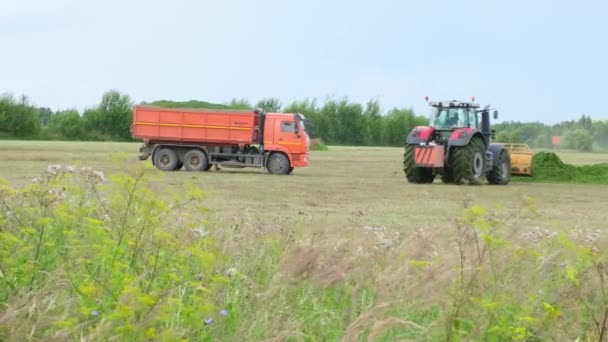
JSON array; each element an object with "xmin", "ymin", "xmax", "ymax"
[
  {"xmin": 287, "ymin": 166, "xmax": 294, "ymax": 174},
  {"xmin": 403, "ymin": 144, "xmax": 435, "ymax": 183},
  {"xmin": 173, "ymin": 161, "xmax": 183, "ymax": 171},
  {"xmin": 267, "ymin": 153, "xmax": 291, "ymax": 175},
  {"xmin": 487, "ymin": 149, "xmax": 511, "ymax": 185},
  {"xmin": 183, "ymin": 149, "xmax": 209, "ymax": 171},
  {"xmin": 450, "ymin": 137, "xmax": 486, "ymax": 185},
  {"xmin": 203, "ymin": 163, "xmax": 213, "ymax": 171},
  {"xmin": 153, "ymin": 148, "xmax": 179, "ymax": 171}
]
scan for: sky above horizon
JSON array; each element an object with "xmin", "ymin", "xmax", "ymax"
[{"xmin": 1, "ymin": 0, "xmax": 607, "ymax": 124}]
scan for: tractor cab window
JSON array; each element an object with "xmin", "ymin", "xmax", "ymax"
[{"xmin": 431, "ymin": 107, "xmax": 478, "ymax": 129}]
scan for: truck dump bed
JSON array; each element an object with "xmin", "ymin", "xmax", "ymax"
[{"xmin": 131, "ymin": 105, "xmax": 260, "ymax": 145}]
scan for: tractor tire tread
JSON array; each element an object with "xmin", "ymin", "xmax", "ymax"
[
  {"xmin": 487, "ymin": 149, "xmax": 512, "ymax": 185},
  {"xmin": 403, "ymin": 144, "xmax": 435, "ymax": 183}
]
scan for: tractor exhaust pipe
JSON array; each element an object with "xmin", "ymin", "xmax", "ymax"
[{"xmin": 481, "ymin": 110, "xmax": 491, "ymax": 137}]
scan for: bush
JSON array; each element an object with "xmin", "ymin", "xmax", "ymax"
[
  {"xmin": 0, "ymin": 164, "xmax": 225, "ymax": 340},
  {"xmin": 310, "ymin": 138, "xmax": 329, "ymax": 151}
]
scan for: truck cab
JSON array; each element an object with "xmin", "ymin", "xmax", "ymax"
[{"xmin": 263, "ymin": 113, "xmax": 310, "ymax": 168}]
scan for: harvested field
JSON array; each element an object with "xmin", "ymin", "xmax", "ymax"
[{"xmin": 1, "ymin": 140, "xmax": 608, "ymax": 341}]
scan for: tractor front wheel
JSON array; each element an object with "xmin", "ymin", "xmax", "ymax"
[
  {"xmin": 403, "ymin": 144, "xmax": 435, "ymax": 183},
  {"xmin": 450, "ymin": 137, "xmax": 486, "ymax": 185},
  {"xmin": 487, "ymin": 149, "xmax": 511, "ymax": 185}
]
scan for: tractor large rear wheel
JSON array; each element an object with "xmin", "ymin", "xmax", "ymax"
[
  {"xmin": 487, "ymin": 149, "xmax": 511, "ymax": 185},
  {"xmin": 450, "ymin": 137, "xmax": 486, "ymax": 185},
  {"xmin": 403, "ymin": 144, "xmax": 435, "ymax": 183}
]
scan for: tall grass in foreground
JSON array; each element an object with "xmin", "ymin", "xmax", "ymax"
[
  {"xmin": 1, "ymin": 163, "xmax": 607, "ymax": 341},
  {"xmin": 0, "ymin": 164, "xmax": 225, "ymax": 340}
]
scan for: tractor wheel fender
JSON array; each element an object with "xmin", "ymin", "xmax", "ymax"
[
  {"xmin": 445, "ymin": 131, "xmax": 485, "ymax": 168},
  {"xmin": 448, "ymin": 130, "xmax": 484, "ymax": 147},
  {"xmin": 488, "ymin": 143, "xmax": 505, "ymax": 166},
  {"xmin": 405, "ymin": 126, "xmax": 435, "ymax": 145}
]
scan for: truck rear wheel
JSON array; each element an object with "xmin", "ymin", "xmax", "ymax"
[
  {"xmin": 267, "ymin": 153, "xmax": 291, "ymax": 175},
  {"xmin": 183, "ymin": 149, "xmax": 209, "ymax": 171},
  {"xmin": 487, "ymin": 149, "xmax": 511, "ymax": 185},
  {"xmin": 153, "ymin": 148, "xmax": 179, "ymax": 171},
  {"xmin": 450, "ymin": 137, "xmax": 486, "ymax": 185},
  {"xmin": 403, "ymin": 144, "xmax": 435, "ymax": 183}
]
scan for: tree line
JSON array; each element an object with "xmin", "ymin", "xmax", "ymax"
[
  {"xmin": 0, "ymin": 90, "xmax": 428, "ymax": 146},
  {"xmin": 494, "ymin": 115, "xmax": 608, "ymax": 152},
  {"xmin": 1, "ymin": 89, "xmax": 607, "ymax": 150}
]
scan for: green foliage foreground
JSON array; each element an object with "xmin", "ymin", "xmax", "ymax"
[
  {"xmin": 0, "ymin": 164, "xmax": 225, "ymax": 340},
  {"xmin": 1, "ymin": 165, "xmax": 607, "ymax": 341}
]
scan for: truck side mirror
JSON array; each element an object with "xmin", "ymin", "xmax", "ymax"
[
  {"xmin": 493, "ymin": 110, "xmax": 498, "ymax": 119},
  {"xmin": 294, "ymin": 122, "xmax": 300, "ymax": 135}
]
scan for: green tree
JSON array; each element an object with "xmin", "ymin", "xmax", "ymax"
[
  {"xmin": 0, "ymin": 93, "xmax": 40, "ymax": 137},
  {"xmin": 592, "ymin": 120, "xmax": 608, "ymax": 148},
  {"xmin": 563, "ymin": 128, "xmax": 593, "ymax": 152},
  {"xmin": 226, "ymin": 98, "xmax": 251, "ymax": 110},
  {"xmin": 50, "ymin": 109, "xmax": 85, "ymax": 140},
  {"xmin": 364, "ymin": 99, "xmax": 383, "ymax": 146},
  {"xmin": 37, "ymin": 107, "xmax": 54, "ymax": 126},
  {"xmin": 84, "ymin": 90, "xmax": 133, "ymax": 140},
  {"xmin": 256, "ymin": 97, "xmax": 282, "ymax": 112}
]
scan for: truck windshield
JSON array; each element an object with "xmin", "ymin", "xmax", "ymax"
[{"xmin": 430, "ymin": 107, "xmax": 477, "ymax": 129}]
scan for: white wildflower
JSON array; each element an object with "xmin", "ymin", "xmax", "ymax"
[
  {"xmin": 92, "ymin": 171, "xmax": 105, "ymax": 182},
  {"xmin": 225, "ymin": 267, "xmax": 238, "ymax": 278},
  {"xmin": 46, "ymin": 164, "xmax": 62, "ymax": 175},
  {"xmin": 191, "ymin": 228, "xmax": 209, "ymax": 238}
]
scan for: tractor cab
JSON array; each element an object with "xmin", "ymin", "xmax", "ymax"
[{"xmin": 429, "ymin": 100, "xmax": 481, "ymax": 130}]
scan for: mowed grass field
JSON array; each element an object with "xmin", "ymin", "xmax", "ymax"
[
  {"xmin": 1, "ymin": 140, "xmax": 607, "ymax": 229},
  {"xmin": 2, "ymin": 140, "xmax": 608, "ymax": 340}
]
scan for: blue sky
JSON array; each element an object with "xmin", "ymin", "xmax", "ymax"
[{"xmin": 1, "ymin": 0, "xmax": 606, "ymax": 123}]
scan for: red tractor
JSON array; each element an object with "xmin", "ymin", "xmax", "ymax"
[{"xmin": 403, "ymin": 98, "xmax": 511, "ymax": 185}]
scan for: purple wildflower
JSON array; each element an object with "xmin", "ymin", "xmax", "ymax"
[
  {"xmin": 92, "ymin": 310, "xmax": 99, "ymax": 317},
  {"xmin": 204, "ymin": 318, "xmax": 213, "ymax": 325},
  {"xmin": 220, "ymin": 309, "xmax": 228, "ymax": 316}
]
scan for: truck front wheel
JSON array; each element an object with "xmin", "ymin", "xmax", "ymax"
[
  {"xmin": 153, "ymin": 148, "xmax": 179, "ymax": 171},
  {"xmin": 267, "ymin": 153, "xmax": 291, "ymax": 175},
  {"xmin": 184, "ymin": 149, "xmax": 209, "ymax": 171}
]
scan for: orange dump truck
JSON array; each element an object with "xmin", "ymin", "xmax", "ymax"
[{"xmin": 131, "ymin": 105, "xmax": 310, "ymax": 174}]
